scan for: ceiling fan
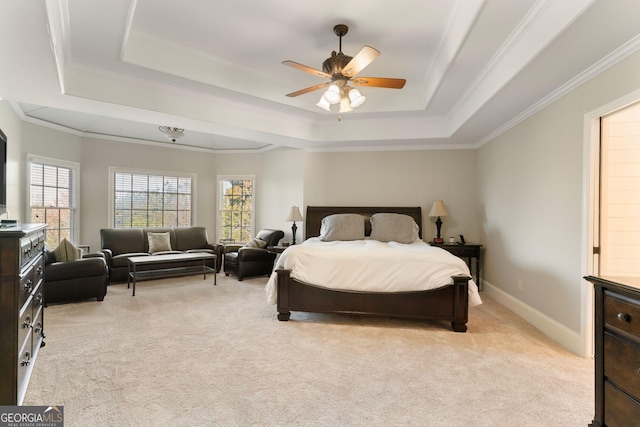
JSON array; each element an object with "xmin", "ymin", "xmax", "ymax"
[{"xmin": 283, "ymin": 24, "xmax": 406, "ymax": 112}]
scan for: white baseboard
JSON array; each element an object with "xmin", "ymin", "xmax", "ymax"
[{"xmin": 482, "ymin": 280, "xmax": 587, "ymax": 357}]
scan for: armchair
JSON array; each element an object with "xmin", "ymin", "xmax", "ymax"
[
  {"xmin": 44, "ymin": 250, "xmax": 109, "ymax": 304},
  {"xmin": 224, "ymin": 229, "xmax": 285, "ymax": 281}
]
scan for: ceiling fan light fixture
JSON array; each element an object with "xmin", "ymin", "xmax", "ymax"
[
  {"xmin": 349, "ymin": 88, "xmax": 365, "ymax": 108},
  {"xmin": 323, "ymin": 84, "xmax": 341, "ymax": 104},
  {"xmin": 316, "ymin": 95, "xmax": 331, "ymax": 111},
  {"xmin": 339, "ymin": 96, "xmax": 353, "ymax": 113}
]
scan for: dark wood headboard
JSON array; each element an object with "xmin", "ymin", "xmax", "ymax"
[{"xmin": 305, "ymin": 206, "xmax": 422, "ymax": 240}]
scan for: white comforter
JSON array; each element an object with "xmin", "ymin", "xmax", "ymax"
[{"xmin": 265, "ymin": 237, "xmax": 482, "ymax": 306}]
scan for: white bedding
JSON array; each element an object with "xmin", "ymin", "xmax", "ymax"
[{"xmin": 265, "ymin": 237, "xmax": 482, "ymax": 306}]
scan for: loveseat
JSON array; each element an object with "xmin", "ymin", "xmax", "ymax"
[{"xmin": 100, "ymin": 226, "xmax": 223, "ymax": 283}]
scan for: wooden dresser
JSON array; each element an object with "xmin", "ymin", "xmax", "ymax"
[
  {"xmin": 585, "ymin": 275, "xmax": 640, "ymax": 426},
  {"xmin": 0, "ymin": 224, "xmax": 47, "ymax": 405}
]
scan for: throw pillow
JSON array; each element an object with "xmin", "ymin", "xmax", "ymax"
[
  {"xmin": 370, "ymin": 213, "xmax": 420, "ymax": 244},
  {"xmin": 52, "ymin": 238, "xmax": 82, "ymax": 262},
  {"xmin": 244, "ymin": 238, "xmax": 267, "ymax": 248},
  {"xmin": 320, "ymin": 214, "xmax": 365, "ymax": 241},
  {"xmin": 148, "ymin": 232, "xmax": 172, "ymax": 253}
]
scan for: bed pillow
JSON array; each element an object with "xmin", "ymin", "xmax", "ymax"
[
  {"xmin": 244, "ymin": 238, "xmax": 268, "ymax": 248},
  {"xmin": 52, "ymin": 238, "xmax": 83, "ymax": 262},
  {"xmin": 320, "ymin": 214, "xmax": 365, "ymax": 241},
  {"xmin": 148, "ymin": 232, "xmax": 172, "ymax": 253},
  {"xmin": 370, "ymin": 213, "xmax": 420, "ymax": 244}
]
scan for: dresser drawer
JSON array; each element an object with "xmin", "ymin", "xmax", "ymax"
[
  {"xmin": 16, "ymin": 342, "xmax": 33, "ymax": 402},
  {"xmin": 604, "ymin": 291, "xmax": 640, "ymax": 337},
  {"xmin": 605, "ymin": 381, "xmax": 640, "ymax": 427},
  {"xmin": 451, "ymin": 247, "xmax": 477, "ymax": 257},
  {"xmin": 33, "ymin": 255, "xmax": 44, "ymax": 288},
  {"xmin": 604, "ymin": 333, "xmax": 640, "ymax": 398},
  {"xmin": 18, "ymin": 264, "xmax": 35, "ymax": 310},
  {"xmin": 17, "ymin": 311, "xmax": 32, "ymax": 363}
]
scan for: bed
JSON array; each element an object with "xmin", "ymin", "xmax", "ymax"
[{"xmin": 266, "ymin": 206, "xmax": 481, "ymax": 332}]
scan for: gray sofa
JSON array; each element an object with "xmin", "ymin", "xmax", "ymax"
[{"xmin": 100, "ymin": 226, "xmax": 223, "ymax": 283}]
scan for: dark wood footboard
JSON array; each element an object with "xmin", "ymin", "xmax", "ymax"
[{"xmin": 276, "ymin": 269, "xmax": 470, "ymax": 332}]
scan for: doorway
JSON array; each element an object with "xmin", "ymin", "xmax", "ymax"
[
  {"xmin": 599, "ymin": 103, "xmax": 640, "ymax": 277},
  {"xmin": 583, "ymin": 91, "xmax": 640, "ymax": 357}
]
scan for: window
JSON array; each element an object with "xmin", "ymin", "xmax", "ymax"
[
  {"xmin": 111, "ymin": 168, "xmax": 195, "ymax": 228},
  {"xmin": 218, "ymin": 176, "xmax": 254, "ymax": 243},
  {"xmin": 28, "ymin": 156, "xmax": 79, "ymax": 248}
]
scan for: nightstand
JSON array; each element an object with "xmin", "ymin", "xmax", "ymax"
[
  {"xmin": 267, "ymin": 245, "xmax": 289, "ymax": 254},
  {"xmin": 430, "ymin": 242, "xmax": 483, "ymax": 290}
]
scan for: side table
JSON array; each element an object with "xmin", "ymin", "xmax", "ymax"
[
  {"xmin": 267, "ymin": 245, "xmax": 289, "ymax": 254},
  {"xmin": 430, "ymin": 242, "xmax": 483, "ymax": 290}
]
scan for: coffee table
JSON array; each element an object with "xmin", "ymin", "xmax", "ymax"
[{"xmin": 127, "ymin": 253, "xmax": 217, "ymax": 296}]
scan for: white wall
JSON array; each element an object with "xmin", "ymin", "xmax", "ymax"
[
  {"xmin": 80, "ymin": 138, "xmax": 217, "ymax": 252},
  {"xmin": 477, "ymin": 49, "xmax": 640, "ymax": 339},
  {"xmin": 302, "ymin": 149, "xmax": 478, "ymax": 242},
  {"xmin": 0, "ymin": 101, "xmax": 24, "ymax": 220},
  {"xmin": 213, "ymin": 148, "xmax": 306, "ymax": 243}
]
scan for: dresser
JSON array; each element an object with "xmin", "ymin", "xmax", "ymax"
[
  {"xmin": 0, "ymin": 224, "xmax": 47, "ymax": 405},
  {"xmin": 585, "ymin": 275, "xmax": 640, "ymax": 427}
]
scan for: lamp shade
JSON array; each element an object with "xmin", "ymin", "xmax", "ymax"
[
  {"xmin": 348, "ymin": 89, "xmax": 365, "ymax": 108},
  {"xmin": 428, "ymin": 200, "xmax": 449, "ymax": 217},
  {"xmin": 323, "ymin": 85, "xmax": 340, "ymax": 104},
  {"xmin": 286, "ymin": 206, "xmax": 303, "ymax": 222},
  {"xmin": 339, "ymin": 96, "xmax": 353, "ymax": 113},
  {"xmin": 316, "ymin": 96, "xmax": 331, "ymax": 111}
]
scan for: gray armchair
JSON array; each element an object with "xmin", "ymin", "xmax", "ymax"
[{"xmin": 224, "ymin": 229, "xmax": 284, "ymax": 280}]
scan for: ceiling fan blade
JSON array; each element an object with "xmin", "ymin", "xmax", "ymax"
[
  {"xmin": 342, "ymin": 46, "xmax": 380, "ymax": 78},
  {"xmin": 282, "ymin": 60, "xmax": 331, "ymax": 79},
  {"xmin": 352, "ymin": 77, "xmax": 406, "ymax": 89},
  {"xmin": 286, "ymin": 82, "xmax": 331, "ymax": 97}
]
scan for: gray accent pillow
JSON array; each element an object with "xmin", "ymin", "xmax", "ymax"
[
  {"xmin": 370, "ymin": 213, "xmax": 420, "ymax": 243},
  {"xmin": 320, "ymin": 214, "xmax": 365, "ymax": 241},
  {"xmin": 148, "ymin": 232, "xmax": 172, "ymax": 253}
]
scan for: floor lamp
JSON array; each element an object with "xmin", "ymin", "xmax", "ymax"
[{"xmin": 286, "ymin": 206, "xmax": 303, "ymax": 245}]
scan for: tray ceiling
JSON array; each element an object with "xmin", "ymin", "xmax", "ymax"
[{"xmin": 1, "ymin": 0, "xmax": 640, "ymax": 152}]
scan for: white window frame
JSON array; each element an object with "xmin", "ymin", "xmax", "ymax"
[
  {"xmin": 217, "ymin": 175, "xmax": 255, "ymax": 243},
  {"xmin": 109, "ymin": 167, "xmax": 197, "ymax": 228},
  {"xmin": 27, "ymin": 154, "xmax": 80, "ymax": 245}
]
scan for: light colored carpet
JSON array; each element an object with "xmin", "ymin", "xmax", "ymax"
[{"xmin": 24, "ymin": 274, "xmax": 593, "ymax": 426}]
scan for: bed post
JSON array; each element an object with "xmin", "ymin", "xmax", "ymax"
[
  {"xmin": 451, "ymin": 275, "xmax": 470, "ymax": 332},
  {"xmin": 276, "ymin": 269, "xmax": 291, "ymax": 321}
]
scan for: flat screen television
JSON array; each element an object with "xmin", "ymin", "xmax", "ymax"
[{"xmin": 0, "ymin": 128, "xmax": 6, "ymax": 216}]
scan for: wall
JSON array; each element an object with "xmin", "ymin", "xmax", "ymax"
[
  {"xmin": 212, "ymin": 148, "xmax": 306, "ymax": 243},
  {"xmin": 477, "ymin": 50, "xmax": 640, "ymax": 345},
  {"xmin": 0, "ymin": 101, "xmax": 24, "ymax": 220},
  {"xmin": 80, "ymin": 138, "xmax": 217, "ymax": 252},
  {"xmin": 259, "ymin": 148, "xmax": 305, "ymax": 243},
  {"xmin": 302, "ymin": 149, "xmax": 478, "ymax": 241}
]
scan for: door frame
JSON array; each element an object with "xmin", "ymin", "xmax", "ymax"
[{"xmin": 581, "ymin": 88, "xmax": 640, "ymax": 357}]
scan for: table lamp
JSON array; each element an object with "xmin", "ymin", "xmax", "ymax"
[
  {"xmin": 428, "ymin": 200, "xmax": 449, "ymax": 243},
  {"xmin": 286, "ymin": 206, "xmax": 303, "ymax": 245}
]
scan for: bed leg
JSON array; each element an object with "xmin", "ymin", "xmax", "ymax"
[
  {"xmin": 276, "ymin": 269, "xmax": 291, "ymax": 321},
  {"xmin": 451, "ymin": 274, "xmax": 470, "ymax": 333},
  {"xmin": 277, "ymin": 311, "xmax": 290, "ymax": 321},
  {"xmin": 451, "ymin": 321, "xmax": 467, "ymax": 332}
]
